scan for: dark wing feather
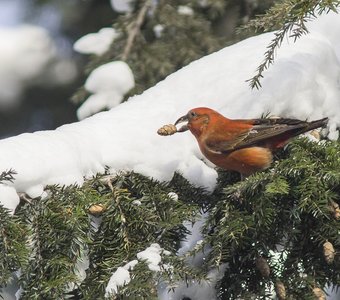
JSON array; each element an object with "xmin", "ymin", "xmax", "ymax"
[{"xmin": 205, "ymin": 117, "xmax": 327, "ymax": 154}]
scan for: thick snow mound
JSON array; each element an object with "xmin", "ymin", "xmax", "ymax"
[{"xmin": 0, "ymin": 12, "xmax": 340, "ymax": 206}]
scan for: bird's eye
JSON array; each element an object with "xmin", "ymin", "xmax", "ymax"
[{"xmin": 189, "ymin": 111, "xmax": 197, "ymax": 118}]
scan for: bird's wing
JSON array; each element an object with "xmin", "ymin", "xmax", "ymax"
[{"xmin": 205, "ymin": 118, "xmax": 308, "ymax": 153}]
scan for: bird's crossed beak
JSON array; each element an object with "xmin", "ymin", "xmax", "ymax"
[{"xmin": 174, "ymin": 114, "xmax": 189, "ymax": 132}]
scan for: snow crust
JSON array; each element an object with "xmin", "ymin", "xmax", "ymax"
[
  {"xmin": 0, "ymin": 12, "xmax": 340, "ymax": 211},
  {"xmin": 73, "ymin": 28, "xmax": 118, "ymax": 56}
]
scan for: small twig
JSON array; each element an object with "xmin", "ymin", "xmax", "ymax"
[
  {"xmin": 18, "ymin": 192, "xmax": 32, "ymax": 204},
  {"xmin": 99, "ymin": 175, "xmax": 116, "ymax": 191},
  {"xmin": 122, "ymin": 0, "xmax": 151, "ymax": 60}
]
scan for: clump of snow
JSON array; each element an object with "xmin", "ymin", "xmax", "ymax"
[
  {"xmin": 177, "ymin": 6, "xmax": 194, "ymax": 16},
  {"xmin": 77, "ymin": 61, "xmax": 135, "ymax": 120},
  {"xmin": 0, "ymin": 11, "xmax": 339, "ymax": 211},
  {"xmin": 198, "ymin": 0, "xmax": 209, "ymax": 8},
  {"xmin": 132, "ymin": 199, "xmax": 142, "ymax": 206},
  {"xmin": 105, "ymin": 260, "xmax": 138, "ymax": 297},
  {"xmin": 0, "ymin": 185, "xmax": 20, "ymax": 215},
  {"xmin": 153, "ymin": 24, "xmax": 164, "ymax": 38},
  {"xmin": 73, "ymin": 28, "xmax": 118, "ymax": 56},
  {"xmin": 0, "ymin": 270, "xmax": 21, "ymax": 300},
  {"xmin": 85, "ymin": 61, "xmax": 134, "ymax": 95},
  {"xmin": 110, "ymin": 0, "xmax": 134, "ymax": 13},
  {"xmin": 0, "ymin": 24, "xmax": 77, "ymax": 110},
  {"xmin": 167, "ymin": 192, "xmax": 178, "ymax": 201},
  {"xmin": 74, "ymin": 248, "xmax": 90, "ymax": 283},
  {"xmin": 137, "ymin": 243, "xmax": 162, "ymax": 271},
  {"xmin": 105, "ymin": 244, "xmax": 168, "ymax": 296},
  {"xmin": 158, "ymin": 265, "xmax": 227, "ymax": 300},
  {"xmin": 0, "ymin": 25, "xmax": 57, "ymax": 109},
  {"xmin": 325, "ymin": 285, "xmax": 340, "ymax": 300}
]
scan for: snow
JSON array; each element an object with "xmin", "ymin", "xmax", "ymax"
[
  {"xmin": 73, "ymin": 28, "xmax": 118, "ymax": 56},
  {"xmin": 0, "ymin": 185, "xmax": 20, "ymax": 215},
  {"xmin": 0, "ymin": 11, "xmax": 339, "ymax": 204},
  {"xmin": 0, "ymin": 10, "xmax": 340, "ymax": 300},
  {"xmin": 105, "ymin": 243, "xmax": 166, "ymax": 297},
  {"xmin": 153, "ymin": 24, "xmax": 164, "ymax": 38},
  {"xmin": 137, "ymin": 243, "xmax": 162, "ymax": 271},
  {"xmin": 167, "ymin": 192, "xmax": 178, "ymax": 201},
  {"xmin": 177, "ymin": 6, "xmax": 194, "ymax": 16},
  {"xmin": 326, "ymin": 285, "xmax": 340, "ymax": 300},
  {"xmin": 0, "ymin": 24, "xmax": 76, "ymax": 109},
  {"xmin": 105, "ymin": 260, "xmax": 138, "ymax": 296},
  {"xmin": 159, "ymin": 266, "xmax": 226, "ymax": 300},
  {"xmin": 0, "ymin": 25, "xmax": 56, "ymax": 108},
  {"xmin": 110, "ymin": 0, "xmax": 134, "ymax": 13},
  {"xmin": 77, "ymin": 61, "xmax": 135, "ymax": 120},
  {"xmin": 85, "ymin": 61, "xmax": 134, "ymax": 94}
]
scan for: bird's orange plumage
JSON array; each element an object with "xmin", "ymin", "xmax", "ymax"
[{"xmin": 174, "ymin": 107, "xmax": 328, "ymax": 176}]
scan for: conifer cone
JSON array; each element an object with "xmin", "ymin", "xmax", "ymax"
[
  {"xmin": 89, "ymin": 204, "xmax": 106, "ymax": 215},
  {"xmin": 323, "ymin": 241, "xmax": 335, "ymax": 264},
  {"xmin": 157, "ymin": 124, "xmax": 177, "ymax": 136},
  {"xmin": 329, "ymin": 200, "xmax": 340, "ymax": 220},
  {"xmin": 312, "ymin": 287, "xmax": 326, "ymax": 300},
  {"xmin": 255, "ymin": 256, "xmax": 270, "ymax": 278},
  {"xmin": 275, "ymin": 280, "xmax": 286, "ymax": 300}
]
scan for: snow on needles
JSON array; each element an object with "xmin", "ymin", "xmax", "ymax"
[
  {"xmin": 105, "ymin": 243, "xmax": 165, "ymax": 297},
  {"xmin": 105, "ymin": 260, "xmax": 138, "ymax": 296},
  {"xmin": 1, "ymin": 12, "xmax": 340, "ymax": 209}
]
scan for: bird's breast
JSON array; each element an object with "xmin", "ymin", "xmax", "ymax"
[{"xmin": 200, "ymin": 145, "xmax": 273, "ymax": 176}]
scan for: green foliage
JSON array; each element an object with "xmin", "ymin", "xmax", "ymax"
[
  {"xmin": 18, "ymin": 184, "xmax": 91, "ymax": 299},
  {"xmin": 72, "ymin": 0, "xmax": 276, "ymax": 106},
  {"xmin": 197, "ymin": 138, "xmax": 340, "ymax": 299},
  {"xmin": 1, "ymin": 171, "xmax": 205, "ymax": 299},
  {"xmin": 78, "ymin": 172, "xmax": 201, "ymax": 298},
  {"xmin": 1, "ymin": 138, "xmax": 340, "ymax": 299},
  {"xmin": 0, "ymin": 170, "xmax": 28, "ymax": 286},
  {"xmin": 243, "ymin": 0, "xmax": 340, "ymax": 88}
]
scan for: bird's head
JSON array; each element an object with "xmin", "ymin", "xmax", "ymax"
[{"xmin": 175, "ymin": 107, "xmax": 215, "ymax": 137}]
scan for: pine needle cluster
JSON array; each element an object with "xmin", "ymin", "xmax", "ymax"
[{"xmin": 242, "ymin": 0, "xmax": 340, "ymax": 89}]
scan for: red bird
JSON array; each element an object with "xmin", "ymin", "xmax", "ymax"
[{"xmin": 174, "ymin": 107, "xmax": 328, "ymax": 176}]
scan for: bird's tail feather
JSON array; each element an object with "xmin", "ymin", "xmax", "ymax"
[{"xmin": 305, "ymin": 117, "xmax": 329, "ymax": 132}]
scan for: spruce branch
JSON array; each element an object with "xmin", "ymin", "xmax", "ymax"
[
  {"xmin": 243, "ymin": 0, "xmax": 340, "ymax": 89},
  {"xmin": 0, "ymin": 169, "xmax": 16, "ymax": 183},
  {"xmin": 122, "ymin": 0, "xmax": 152, "ymax": 61}
]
